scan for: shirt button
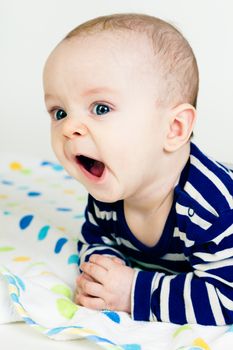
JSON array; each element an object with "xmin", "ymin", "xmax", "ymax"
[{"xmin": 188, "ymin": 208, "xmax": 195, "ymax": 217}]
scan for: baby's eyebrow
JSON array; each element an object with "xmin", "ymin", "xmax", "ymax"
[
  {"xmin": 44, "ymin": 93, "xmax": 54, "ymax": 102},
  {"xmin": 82, "ymin": 87, "xmax": 119, "ymax": 97}
]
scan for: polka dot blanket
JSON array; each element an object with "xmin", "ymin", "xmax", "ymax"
[{"xmin": 0, "ymin": 153, "xmax": 232, "ymax": 350}]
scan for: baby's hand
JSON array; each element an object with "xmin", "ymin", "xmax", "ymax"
[
  {"xmin": 75, "ymin": 254, "xmax": 135, "ymax": 313},
  {"xmin": 75, "ymin": 256, "xmax": 124, "ymax": 304}
]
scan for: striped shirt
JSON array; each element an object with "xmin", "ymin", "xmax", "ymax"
[{"xmin": 78, "ymin": 142, "xmax": 233, "ymax": 325}]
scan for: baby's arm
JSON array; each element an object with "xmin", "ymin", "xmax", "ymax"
[
  {"xmin": 75, "ymin": 195, "xmax": 131, "ymax": 307},
  {"xmin": 77, "ymin": 194, "xmax": 128, "ymax": 266},
  {"xmin": 131, "ymin": 209, "xmax": 233, "ymax": 325}
]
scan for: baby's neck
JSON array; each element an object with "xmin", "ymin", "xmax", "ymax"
[{"xmin": 123, "ymin": 143, "xmax": 190, "ymax": 247}]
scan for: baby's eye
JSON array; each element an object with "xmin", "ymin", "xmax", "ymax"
[
  {"xmin": 92, "ymin": 104, "xmax": 111, "ymax": 116},
  {"xmin": 53, "ymin": 109, "xmax": 67, "ymax": 121}
]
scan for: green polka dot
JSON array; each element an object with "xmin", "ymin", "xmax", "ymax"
[
  {"xmin": 76, "ymin": 196, "xmax": 87, "ymax": 201},
  {"xmin": 0, "ymin": 246, "xmax": 15, "ymax": 252},
  {"xmin": 21, "ymin": 168, "xmax": 32, "ymax": 175},
  {"xmin": 7, "ymin": 202, "xmax": 18, "ymax": 207},
  {"xmin": 56, "ymin": 298, "xmax": 79, "ymax": 319},
  {"xmin": 51, "ymin": 284, "xmax": 72, "ymax": 299},
  {"xmin": 173, "ymin": 324, "xmax": 192, "ymax": 338}
]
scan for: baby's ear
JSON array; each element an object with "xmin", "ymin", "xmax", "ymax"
[{"xmin": 164, "ymin": 103, "xmax": 196, "ymax": 152}]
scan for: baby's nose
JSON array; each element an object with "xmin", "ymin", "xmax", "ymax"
[{"xmin": 62, "ymin": 117, "xmax": 88, "ymax": 138}]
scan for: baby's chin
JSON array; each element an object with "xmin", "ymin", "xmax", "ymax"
[
  {"xmin": 87, "ymin": 180, "xmax": 126, "ymax": 204},
  {"xmin": 91, "ymin": 195, "xmax": 121, "ymax": 204}
]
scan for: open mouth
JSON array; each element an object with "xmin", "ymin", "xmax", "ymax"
[{"xmin": 76, "ymin": 155, "xmax": 105, "ymax": 178}]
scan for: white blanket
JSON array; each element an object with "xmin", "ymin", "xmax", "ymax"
[{"xmin": 0, "ymin": 153, "xmax": 233, "ymax": 350}]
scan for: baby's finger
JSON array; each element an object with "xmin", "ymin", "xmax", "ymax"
[
  {"xmin": 78, "ymin": 272, "xmax": 104, "ymax": 297},
  {"xmin": 111, "ymin": 257, "xmax": 125, "ymax": 265},
  {"xmin": 80, "ymin": 261, "xmax": 107, "ymax": 284},
  {"xmin": 76, "ymin": 294, "xmax": 106, "ymax": 310},
  {"xmin": 89, "ymin": 254, "xmax": 116, "ymax": 270},
  {"xmin": 74, "ymin": 286, "xmax": 87, "ymax": 304},
  {"xmin": 76, "ymin": 272, "xmax": 94, "ymax": 284},
  {"xmin": 76, "ymin": 273, "xmax": 94, "ymax": 295}
]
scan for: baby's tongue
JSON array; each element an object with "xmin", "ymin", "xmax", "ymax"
[{"xmin": 90, "ymin": 160, "xmax": 105, "ymax": 177}]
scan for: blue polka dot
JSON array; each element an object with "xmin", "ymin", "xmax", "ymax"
[
  {"xmin": 86, "ymin": 335, "xmax": 114, "ymax": 344},
  {"xmin": 19, "ymin": 215, "xmax": 34, "ymax": 229},
  {"xmin": 11, "ymin": 293, "xmax": 19, "ymax": 302},
  {"xmin": 14, "ymin": 275, "xmax": 25, "ymax": 291},
  {"xmin": 73, "ymin": 214, "xmax": 84, "ymax": 219},
  {"xmin": 40, "ymin": 161, "xmax": 53, "ymax": 166},
  {"xmin": 38, "ymin": 225, "xmax": 50, "ymax": 240},
  {"xmin": 40, "ymin": 161, "xmax": 63, "ymax": 171},
  {"xmin": 6, "ymin": 276, "xmax": 17, "ymax": 286},
  {"xmin": 56, "ymin": 207, "xmax": 72, "ymax": 212},
  {"xmin": 64, "ymin": 175, "xmax": 73, "ymax": 180},
  {"xmin": 122, "ymin": 345, "xmax": 141, "ymax": 350},
  {"xmin": 47, "ymin": 327, "xmax": 74, "ymax": 336},
  {"xmin": 102, "ymin": 310, "xmax": 121, "ymax": 323},
  {"xmin": 27, "ymin": 191, "xmax": 41, "ymax": 197},
  {"xmin": 23, "ymin": 317, "xmax": 36, "ymax": 325},
  {"xmin": 52, "ymin": 164, "xmax": 63, "ymax": 171},
  {"xmin": 68, "ymin": 254, "xmax": 79, "ymax": 265},
  {"xmin": 2, "ymin": 180, "xmax": 14, "ymax": 185},
  {"xmin": 54, "ymin": 238, "xmax": 68, "ymax": 253}
]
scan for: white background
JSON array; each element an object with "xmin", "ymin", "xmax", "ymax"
[
  {"xmin": 0, "ymin": 0, "xmax": 233, "ymax": 162},
  {"xmin": 0, "ymin": 2, "xmax": 232, "ymax": 348}
]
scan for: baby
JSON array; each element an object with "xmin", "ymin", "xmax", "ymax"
[{"xmin": 43, "ymin": 13, "xmax": 233, "ymax": 325}]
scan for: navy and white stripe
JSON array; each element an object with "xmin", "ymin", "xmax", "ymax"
[{"xmin": 78, "ymin": 143, "xmax": 233, "ymax": 325}]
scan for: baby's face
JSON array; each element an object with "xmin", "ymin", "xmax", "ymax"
[{"xmin": 43, "ymin": 32, "xmax": 169, "ymax": 203}]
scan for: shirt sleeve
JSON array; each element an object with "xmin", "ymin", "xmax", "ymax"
[
  {"xmin": 131, "ymin": 209, "xmax": 233, "ymax": 325},
  {"xmin": 77, "ymin": 195, "xmax": 128, "ymax": 267}
]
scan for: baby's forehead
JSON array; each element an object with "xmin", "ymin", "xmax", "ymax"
[
  {"xmin": 44, "ymin": 30, "xmax": 163, "ymax": 104},
  {"xmin": 63, "ymin": 29, "xmax": 155, "ymax": 58},
  {"xmin": 50, "ymin": 30, "xmax": 158, "ymax": 76}
]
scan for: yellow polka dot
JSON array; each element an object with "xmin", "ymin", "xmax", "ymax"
[
  {"xmin": 57, "ymin": 226, "xmax": 66, "ymax": 232},
  {"xmin": 15, "ymin": 304, "xmax": 25, "ymax": 314},
  {"xmin": 64, "ymin": 189, "xmax": 75, "ymax": 195},
  {"xmin": 13, "ymin": 256, "xmax": 31, "ymax": 262},
  {"xmin": 193, "ymin": 337, "xmax": 211, "ymax": 350},
  {"xmin": 68, "ymin": 328, "xmax": 97, "ymax": 336},
  {"xmin": 9, "ymin": 162, "xmax": 23, "ymax": 171},
  {"xmin": 40, "ymin": 271, "xmax": 53, "ymax": 276},
  {"xmin": 9, "ymin": 285, "xmax": 18, "ymax": 294},
  {"xmin": 0, "ymin": 194, "xmax": 8, "ymax": 199}
]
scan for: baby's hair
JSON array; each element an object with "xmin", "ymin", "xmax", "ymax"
[{"xmin": 65, "ymin": 13, "xmax": 199, "ymax": 108}]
